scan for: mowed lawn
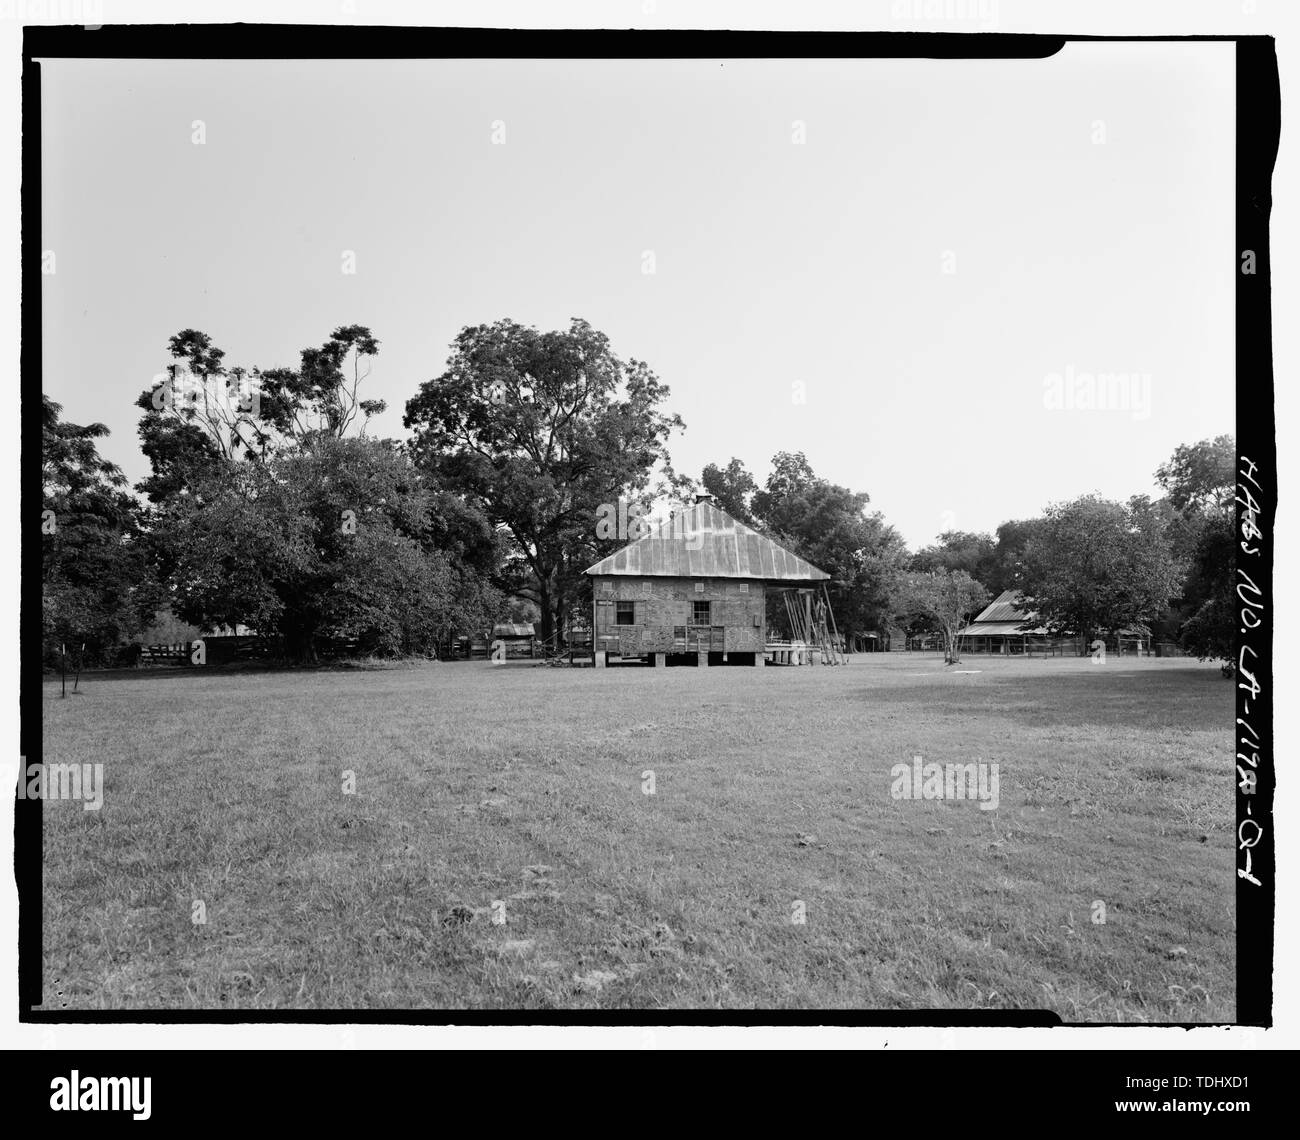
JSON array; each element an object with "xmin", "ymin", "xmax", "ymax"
[{"xmin": 41, "ymin": 654, "xmax": 1235, "ymax": 1018}]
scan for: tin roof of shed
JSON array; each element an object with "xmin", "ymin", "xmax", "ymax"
[
  {"xmin": 958, "ymin": 590, "xmax": 1046, "ymax": 636},
  {"xmin": 584, "ymin": 501, "xmax": 830, "ymax": 581},
  {"xmin": 969, "ymin": 589, "xmax": 1034, "ymax": 624},
  {"xmin": 959, "ymin": 621, "xmax": 1048, "ymax": 637}
]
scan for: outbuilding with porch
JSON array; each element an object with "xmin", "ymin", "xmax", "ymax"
[{"xmin": 583, "ymin": 496, "xmax": 832, "ymax": 668}]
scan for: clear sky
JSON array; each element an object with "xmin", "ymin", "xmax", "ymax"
[{"xmin": 40, "ymin": 43, "xmax": 1234, "ymax": 547}]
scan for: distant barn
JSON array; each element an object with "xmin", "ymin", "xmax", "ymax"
[
  {"xmin": 956, "ymin": 589, "xmax": 1151, "ymax": 656},
  {"xmin": 957, "ymin": 589, "xmax": 1050, "ymax": 655},
  {"xmin": 490, "ymin": 622, "xmax": 536, "ymax": 659},
  {"xmin": 583, "ymin": 495, "xmax": 830, "ymax": 667}
]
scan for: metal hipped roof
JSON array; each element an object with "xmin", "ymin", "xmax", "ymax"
[
  {"xmin": 969, "ymin": 589, "xmax": 1036, "ymax": 624},
  {"xmin": 583, "ymin": 501, "xmax": 830, "ymax": 582},
  {"xmin": 957, "ymin": 621, "xmax": 1048, "ymax": 637}
]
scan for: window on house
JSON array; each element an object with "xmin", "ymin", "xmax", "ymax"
[
  {"xmin": 616, "ymin": 601, "xmax": 635, "ymax": 626},
  {"xmin": 692, "ymin": 600, "xmax": 711, "ymax": 625}
]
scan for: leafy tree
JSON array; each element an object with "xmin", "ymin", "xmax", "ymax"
[
  {"xmin": 701, "ymin": 458, "xmax": 758, "ymax": 526},
  {"xmin": 1017, "ymin": 494, "xmax": 1184, "ymax": 652},
  {"xmin": 895, "ymin": 569, "xmax": 989, "ymax": 665},
  {"xmin": 1154, "ymin": 435, "xmax": 1235, "ymax": 663},
  {"xmin": 1179, "ymin": 573, "xmax": 1234, "ymax": 665},
  {"xmin": 990, "ymin": 518, "xmax": 1045, "ymax": 596},
  {"xmin": 154, "ymin": 436, "xmax": 498, "ymax": 661},
  {"xmin": 1156, "ymin": 434, "xmax": 1235, "ymax": 513},
  {"xmin": 911, "ymin": 530, "xmax": 998, "ymax": 591},
  {"xmin": 734, "ymin": 452, "xmax": 909, "ymax": 638},
  {"xmin": 134, "ymin": 326, "xmax": 387, "ymax": 503},
  {"xmin": 911, "ymin": 524, "xmax": 1037, "ymax": 598},
  {"xmin": 404, "ymin": 318, "xmax": 686, "ymax": 643},
  {"xmin": 135, "ymin": 324, "xmax": 499, "ymax": 661},
  {"xmin": 42, "ymin": 396, "xmax": 159, "ymax": 666},
  {"xmin": 137, "ymin": 608, "xmax": 203, "ymax": 645},
  {"xmin": 260, "ymin": 324, "xmax": 386, "ymax": 443}
]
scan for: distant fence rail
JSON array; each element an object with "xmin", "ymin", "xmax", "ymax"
[
  {"xmin": 955, "ymin": 636, "xmax": 1179, "ymax": 658},
  {"xmin": 133, "ymin": 635, "xmax": 354, "ymax": 667},
  {"xmin": 139, "ymin": 642, "xmax": 194, "ymax": 666}
]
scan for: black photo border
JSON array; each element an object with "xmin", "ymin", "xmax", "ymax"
[{"xmin": 19, "ymin": 24, "xmax": 1278, "ymax": 1029}]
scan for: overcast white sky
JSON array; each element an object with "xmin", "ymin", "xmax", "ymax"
[{"xmin": 40, "ymin": 43, "xmax": 1234, "ymax": 547}]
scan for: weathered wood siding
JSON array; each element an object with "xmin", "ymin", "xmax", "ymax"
[{"xmin": 592, "ymin": 575, "xmax": 765, "ymax": 655}]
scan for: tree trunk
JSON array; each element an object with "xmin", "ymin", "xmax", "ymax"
[
  {"xmin": 552, "ymin": 585, "xmax": 567, "ymax": 649},
  {"xmin": 282, "ymin": 621, "xmax": 319, "ymax": 664},
  {"xmin": 944, "ymin": 625, "xmax": 959, "ymax": 665},
  {"xmin": 536, "ymin": 580, "xmax": 555, "ymax": 647}
]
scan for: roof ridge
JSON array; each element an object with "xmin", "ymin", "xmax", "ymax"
[{"xmin": 583, "ymin": 500, "xmax": 829, "ymax": 581}]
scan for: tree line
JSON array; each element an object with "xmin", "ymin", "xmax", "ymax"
[
  {"xmin": 901, "ymin": 435, "xmax": 1235, "ymax": 663},
  {"xmin": 40, "ymin": 317, "xmax": 1236, "ymax": 668}
]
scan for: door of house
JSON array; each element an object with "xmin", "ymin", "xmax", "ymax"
[{"xmin": 686, "ymin": 625, "xmax": 725, "ymax": 651}]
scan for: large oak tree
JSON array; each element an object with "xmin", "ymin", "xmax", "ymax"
[
  {"xmin": 403, "ymin": 318, "xmax": 685, "ymax": 643},
  {"xmin": 1016, "ymin": 494, "xmax": 1184, "ymax": 652}
]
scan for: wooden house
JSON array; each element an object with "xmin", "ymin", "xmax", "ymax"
[
  {"xmin": 583, "ymin": 495, "xmax": 830, "ymax": 667},
  {"xmin": 957, "ymin": 589, "xmax": 1049, "ymax": 654},
  {"xmin": 957, "ymin": 590, "xmax": 1152, "ymax": 657}
]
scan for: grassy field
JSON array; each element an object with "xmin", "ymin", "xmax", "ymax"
[{"xmin": 40, "ymin": 653, "xmax": 1235, "ymax": 1018}]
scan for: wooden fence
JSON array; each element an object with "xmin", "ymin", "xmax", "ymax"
[{"xmin": 135, "ymin": 635, "xmax": 353, "ymax": 666}]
